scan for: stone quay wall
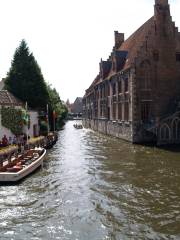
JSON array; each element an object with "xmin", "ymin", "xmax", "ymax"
[{"xmin": 83, "ymin": 119, "xmax": 133, "ymax": 142}]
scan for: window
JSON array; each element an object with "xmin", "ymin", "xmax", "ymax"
[
  {"xmin": 118, "ymin": 81, "xmax": 122, "ymax": 93},
  {"xmin": 107, "ymin": 84, "xmax": 110, "ymax": 96},
  {"xmin": 141, "ymin": 102, "xmax": 151, "ymax": 122},
  {"xmin": 118, "ymin": 102, "xmax": 122, "ymax": 120},
  {"xmin": 102, "ymin": 86, "xmax": 105, "ymax": 98},
  {"xmin": 113, "ymin": 103, "xmax": 116, "ymax": 120},
  {"xmin": 176, "ymin": 53, "xmax": 180, "ymax": 62},
  {"xmin": 112, "ymin": 83, "xmax": 116, "ymax": 95},
  {"xmin": 139, "ymin": 61, "xmax": 151, "ymax": 90},
  {"xmin": 95, "ymin": 90, "xmax": 99, "ymax": 100},
  {"xmin": 160, "ymin": 125, "xmax": 170, "ymax": 140},
  {"xmin": 100, "ymin": 105, "xmax": 103, "ymax": 117},
  {"xmin": 172, "ymin": 119, "xmax": 180, "ymax": 140},
  {"xmin": 100, "ymin": 88, "xmax": 103, "ymax": 98},
  {"xmin": 124, "ymin": 102, "xmax": 129, "ymax": 121},
  {"xmin": 112, "ymin": 59, "xmax": 116, "ymax": 71},
  {"xmin": 124, "ymin": 78, "xmax": 128, "ymax": 92},
  {"xmin": 144, "ymin": 71, "xmax": 151, "ymax": 89}
]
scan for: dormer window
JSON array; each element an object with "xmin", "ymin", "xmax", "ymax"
[{"xmin": 176, "ymin": 53, "xmax": 180, "ymax": 62}]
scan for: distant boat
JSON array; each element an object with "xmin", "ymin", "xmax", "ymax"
[
  {"xmin": 0, "ymin": 148, "xmax": 46, "ymax": 183},
  {"xmin": 73, "ymin": 124, "xmax": 83, "ymax": 129}
]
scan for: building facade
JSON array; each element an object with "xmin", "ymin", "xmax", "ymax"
[
  {"xmin": 0, "ymin": 90, "xmax": 39, "ymax": 140},
  {"xmin": 71, "ymin": 97, "xmax": 83, "ymax": 115},
  {"xmin": 83, "ymin": 0, "xmax": 180, "ymax": 145}
]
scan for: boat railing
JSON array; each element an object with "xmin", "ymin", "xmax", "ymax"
[{"xmin": 0, "ymin": 149, "xmax": 43, "ymax": 173}]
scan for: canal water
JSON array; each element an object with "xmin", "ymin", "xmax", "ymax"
[{"xmin": 0, "ymin": 121, "xmax": 180, "ymax": 240}]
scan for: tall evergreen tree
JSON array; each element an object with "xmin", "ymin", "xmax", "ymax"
[{"xmin": 5, "ymin": 40, "xmax": 49, "ymax": 109}]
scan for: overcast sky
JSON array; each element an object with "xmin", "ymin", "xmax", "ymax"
[{"xmin": 0, "ymin": 0, "xmax": 179, "ymax": 102}]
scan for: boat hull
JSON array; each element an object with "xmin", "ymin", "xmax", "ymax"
[{"xmin": 0, "ymin": 149, "xmax": 46, "ymax": 182}]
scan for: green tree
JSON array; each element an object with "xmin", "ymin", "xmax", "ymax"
[
  {"xmin": 5, "ymin": 39, "xmax": 49, "ymax": 109},
  {"xmin": 47, "ymin": 84, "xmax": 68, "ymax": 129}
]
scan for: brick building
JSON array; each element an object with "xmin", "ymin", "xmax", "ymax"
[
  {"xmin": 71, "ymin": 97, "xmax": 83, "ymax": 115},
  {"xmin": 82, "ymin": 0, "xmax": 180, "ymax": 145}
]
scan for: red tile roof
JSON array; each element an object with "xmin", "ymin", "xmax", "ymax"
[
  {"xmin": 85, "ymin": 16, "xmax": 154, "ymax": 95},
  {"xmin": 119, "ymin": 17, "xmax": 154, "ymax": 70},
  {"xmin": 0, "ymin": 90, "xmax": 24, "ymax": 106}
]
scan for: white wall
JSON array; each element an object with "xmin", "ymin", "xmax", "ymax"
[{"xmin": 28, "ymin": 111, "xmax": 39, "ymax": 138}]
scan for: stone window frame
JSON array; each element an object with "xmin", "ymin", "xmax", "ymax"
[
  {"xmin": 112, "ymin": 82, "xmax": 116, "ymax": 96},
  {"xmin": 112, "ymin": 102, "xmax": 117, "ymax": 120},
  {"xmin": 139, "ymin": 60, "xmax": 152, "ymax": 91},
  {"xmin": 160, "ymin": 124, "xmax": 171, "ymax": 141},
  {"xmin": 140, "ymin": 100, "xmax": 152, "ymax": 123},
  {"xmin": 124, "ymin": 78, "xmax": 129, "ymax": 93},
  {"xmin": 172, "ymin": 117, "xmax": 180, "ymax": 140},
  {"xmin": 124, "ymin": 101, "xmax": 129, "ymax": 121},
  {"xmin": 118, "ymin": 80, "xmax": 122, "ymax": 94},
  {"xmin": 118, "ymin": 101, "xmax": 122, "ymax": 121}
]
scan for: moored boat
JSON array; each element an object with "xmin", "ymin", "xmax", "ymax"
[{"xmin": 0, "ymin": 148, "xmax": 46, "ymax": 183}]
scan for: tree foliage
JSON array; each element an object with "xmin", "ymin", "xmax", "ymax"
[
  {"xmin": 39, "ymin": 120, "xmax": 48, "ymax": 136},
  {"xmin": 5, "ymin": 39, "xmax": 67, "ymax": 131},
  {"xmin": 1, "ymin": 106, "xmax": 29, "ymax": 135},
  {"xmin": 5, "ymin": 40, "xmax": 49, "ymax": 109},
  {"xmin": 47, "ymin": 84, "xmax": 68, "ymax": 129}
]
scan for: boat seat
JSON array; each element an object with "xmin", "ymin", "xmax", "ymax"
[{"xmin": 24, "ymin": 157, "xmax": 32, "ymax": 160}]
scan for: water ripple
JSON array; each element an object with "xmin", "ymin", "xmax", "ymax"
[{"xmin": 0, "ymin": 121, "xmax": 180, "ymax": 239}]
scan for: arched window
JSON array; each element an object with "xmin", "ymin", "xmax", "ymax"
[
  {"xmin": 172, "ymin": 118, "xmax": 180, "ymax": 140},
  {"xmin": 160, "ymin": 124, "xmax": 170, "ymax": 140}
]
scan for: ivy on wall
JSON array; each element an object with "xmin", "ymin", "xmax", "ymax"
[{"xmin": 1, "ymin": 106, "xmax": 30, "ymax": 136}]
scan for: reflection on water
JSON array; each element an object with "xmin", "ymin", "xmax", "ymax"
[{"xmin": 0, "ymin": 121, "xmax": 180, "ymax": 239}]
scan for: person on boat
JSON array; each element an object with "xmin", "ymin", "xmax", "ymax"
[
  {"xmin": 18, "ymin": 142, "xmax": 21, "ymax": 153},
  {"xmin": 13, "ymin": 136, "xmax": 17, "ymax": 145},
  {"xmin": 8, "ymin": 136, "xmax": 12, "ymax": 145},
  {"xmin": 2, "ymin": 135, "xmax": 8, "ymax": 147},
  {"xmin": 21, "ymin": 143, "xmax": 25, "ymax": 153}
]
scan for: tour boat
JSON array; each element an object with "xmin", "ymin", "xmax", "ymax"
[{"xmin": 0, "ymin": 148, "xmax": 46, "ymax": 183}]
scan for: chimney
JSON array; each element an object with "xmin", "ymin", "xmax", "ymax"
[
  {"xmin": 114, "ymin": 31, "xmax": 124, "ymax": 49},
  {"xmin": 155, "ymin": 0, "xmax": 168, "ymax": 5},
  {"xmin": 154, "ymin": 0, "xmax": 174, "ymax": 38},
  {"xmin": 154, "ymin": 0, "xmax": 171, "ymax": 22},
  {"xmin": 154, "ymin": 0, "xmax": 170, "ymax": 16}
]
